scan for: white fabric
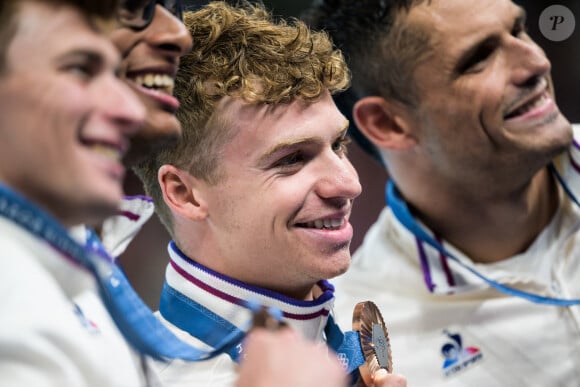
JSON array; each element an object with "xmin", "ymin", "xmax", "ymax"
[
  {"xmin": 100, "ymin": 195, "xmax": 156, "ymax": 258},
  {"xmin": 153, "ymin": 242, "xmax": 336, "ymax": 387},
  {"xmin": 332, "ymin": 125, "xmax": 580, "ymax": 387},
  {"xmin": 0, "ymin": 216, "xmax": 146, "ymax": 387}
]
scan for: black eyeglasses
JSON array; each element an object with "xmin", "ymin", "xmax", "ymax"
[{"xmin": 118, "ymin": 0, "xmax": 184, "ymax": 30}]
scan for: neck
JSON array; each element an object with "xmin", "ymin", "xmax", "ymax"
[
  {"xmin": 281, "ymin": 284, "xmax": 320, "ymax": 302},
  {"xmin": 171, "ymin": 240, "xmax": 323, "ymax": 302},
  {"xmin": 402, "ymin": 167, "xmax": 559, "ymax": 263}
]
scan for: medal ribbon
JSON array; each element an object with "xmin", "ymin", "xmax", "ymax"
[
  {"xmin": 159, "ymin": 282, "xmax": 245, "ymax": 361},
  {"xmin": 386, "ymin": 163, "xmax": 580, "ymax": 306},
  {"xmin": 159, "ymin": 282, "xmax": 365, "ymax": 373},
  {"xmin": 0, "ymin": 184, "xmax": 244, "ymax": 361},
  {"xmin": 324, "ymin": 314, "xmax": 366, "ymax": 374}
]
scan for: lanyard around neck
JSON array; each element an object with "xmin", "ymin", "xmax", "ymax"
[
  {"xmin": 0, "ymin": 184, "xmax": 244, "ymax": 361},
  {"xmin": 386, "ymin": 164, "xmax": 580, "ymax": 306},
  {"xmin": 160, "ymin": 279, "xmax": 365, "ymax": 374}
]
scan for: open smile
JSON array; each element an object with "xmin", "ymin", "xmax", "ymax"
[
  {"xmin": 505, "ymin": 88, "xmax": 555, "ymax": 121},
  {"xmin": 132, "ymin": 73, "xmax": 175, "ymax": 95},
  {"xmin": 125, "ymin": 69, "xmax": 180, "ymax": 113},
  {"xmin": 297, "ymin": 217, "xmax": 346, "ymax": 230}
]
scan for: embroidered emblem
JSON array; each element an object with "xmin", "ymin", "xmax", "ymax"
[{"xmin": 440, "ymin": 330, "xmax": 483, "ymax": 377}]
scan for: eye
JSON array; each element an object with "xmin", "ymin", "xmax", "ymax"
[
  {"xmin": 62, "ymin": 53, "xmax": 103, "ymax": 81},
  {"xmin": 275, "ymin": 152, "xmax": 305, "ymax": 169},
  {"xmin": 457, "ymin": 43, "xmax": 495, "ymax": 75},
  {"xmin": 511, "ymin": 20, "xmax": 527, "ymax": 38},
  {"xmin": 65, "ymin": 62, "xmax": 97, "ymax": 80},
  {"xmin": 332, "ymin": 135, "xmax": 351, "ymax": 156}
]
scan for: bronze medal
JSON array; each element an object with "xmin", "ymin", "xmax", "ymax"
[{"xmin": 352, "ymin": 301, "xmax": 392, "ymax": 386}]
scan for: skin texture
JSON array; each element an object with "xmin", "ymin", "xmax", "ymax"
[
  {"xmin": 0, "ymin": 1, "xmax": 144, "ymax": 227},
  {"xmin": 237, "ymin": 329, "xmax": 407, "ymax": 387},
  {"xmin": 109, "ymin": 4, "xmax": 192, "ymax": 166},
  {"xmin": 236, "ymin": 328, "xmax": 349, "ymax": 387},
  {"xmin": 161, "ymin": 90, "xmax": 362, "ymax": 300},
  {"xmin": 353, "ymin": 0, "xmax": 572, "ymax": 262}
]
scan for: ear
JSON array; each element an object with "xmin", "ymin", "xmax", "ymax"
[
  {"xmin": 353, "ymin": 96, "xmax": 416, "ymax": 150},
  {"xmin": 158, "ymin": 164, "xmax": 208, "ymax": 221}
]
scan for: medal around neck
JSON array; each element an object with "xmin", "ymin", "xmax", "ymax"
[{"xmin": 352, "ymin": 301, "xmax": 392, "ymax": 385}]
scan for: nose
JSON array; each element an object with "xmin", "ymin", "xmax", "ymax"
[
  {"xmin": 508, "ymin": 35, "xmax": 551, "ymax": 87},
  {"xmin": 101, "ymin": 75, "xmax": 146, "ymax": 136},
  {"xmin": 144, "ymin": 5, "xmax": 193, "ymax": 59},
  {"xmin": 315, "ymin": 152, "xmax": 362, "ymax": 203}
]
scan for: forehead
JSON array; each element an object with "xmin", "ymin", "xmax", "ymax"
[
  {"xmin": 7, "ymin": 1, "xmax": 119, "ymax": 66},
  {"xmin": 222, "ymin": 91, "xmax": 339, "ymax": 134},
  {"xmin": 407, "ymin": 0, "xmax": 523, "ymax": 53},
  {"xmin": 215, "ymin": 91, "xmax": 344, "ymax": 156}
]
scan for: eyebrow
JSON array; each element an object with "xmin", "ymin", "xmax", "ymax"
[
  {"xmin": 58, "ymin": 47, "xmax": 118, "ymax": 72},
  {"xmin": 62, "ymin": 48, "xmax": 103, "ymax": 61},
  {"xmin": 259, "ymin": 119, "xmax": 350, "ymax": 163},
  {"xmin": 453, "ymin": 7, "xmax": 527, "ymax": 74}
]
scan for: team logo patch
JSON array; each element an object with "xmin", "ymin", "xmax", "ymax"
[{"xmin": 440, "ymin": 330, "xmax": 483, "ymax": 377}]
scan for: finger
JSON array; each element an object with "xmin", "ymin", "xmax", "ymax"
[{"xmin": 371, "ymin": 369, "xmax": 407, "ymax": 387}]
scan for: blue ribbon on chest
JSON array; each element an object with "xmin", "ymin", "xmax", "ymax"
[
  {"xmin": 387, "ymin": 163, "xmax": 580, "ymax": 306},
  {"xmin": 0, "ymin": 184, "xmax": 245, "ymax": 361},
  {"xmin": 159, "ymin": 281, "xmax": 365, "ymax": 374}
]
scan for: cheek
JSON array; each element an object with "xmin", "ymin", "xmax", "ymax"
[
  {"xmin": 37, "ymin": 82, "xmax": 91, "ymax": 130},
  {"xmin": 248, "ymin": 186, "xmax": 302, "ymax": 232},
  {"xmin": 471, "ymin": 71, "xmax": 508, "ymax": 121},
  {"xmin": 109, "ymin": 29, "xmax": 137, "ymax": 55},
  {"xmin": 42, "ymin": 101, "xmax": 87, "ymax": 148},
  {"xmin": 142, "ymin": 108, "xmax": 181, "ymax": 138},
  {"xmin": 9, "ymin": 97, "xmax": 80, "ymax": 150}
]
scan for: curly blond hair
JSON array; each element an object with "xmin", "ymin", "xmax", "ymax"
[{"xmin": 135, "ymin": 1, "xmax": 350, "ymax": 234}]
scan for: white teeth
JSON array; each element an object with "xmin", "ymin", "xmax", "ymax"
[
  {"xmin": 330, "ymin": 218, "xmax": 344, "ymax": 228},
  {"xmin": 514, "ymin": 93, "xmax": 547, "ymax": 116},
  {"xmin": 134, "ymin": 73, "xmax": 175, "ymax": 93},
  {"xmin": 305, "ymin": 218, "xmax": 344, "ymax": 230},
  {"xmin": 90, "ymin": 144, "xmax": 122, "ymax": 161}
]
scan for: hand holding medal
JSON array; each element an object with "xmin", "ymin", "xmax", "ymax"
[
  {"xmin": 238, "ymin": 305, "xmax": 349, "ymax": 387},
  {"xmin": 352, "ymin": 301, "xmax": 394, "ymax": 386}
]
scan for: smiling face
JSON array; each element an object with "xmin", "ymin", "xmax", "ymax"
[
  {"xmin": 193, "ymin": 91, "xmax": 361, "ymax": 298},
  {"xmin": 110, "ymin": 4, "xmax": 192, "ymax": 166},
  {"xmin": 0, "ymin": 1, "xmax": 144, "ymax": 227},
  {"xmin": 402, "ymin": 0, "xmax": 572, "ymax": 190}
]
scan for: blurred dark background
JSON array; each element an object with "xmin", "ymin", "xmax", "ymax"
[{"xmin": 121, "ymin": 0, "xmax": 580, "ymax": 308}]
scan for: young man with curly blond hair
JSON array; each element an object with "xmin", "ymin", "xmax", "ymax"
[{"xmin": 132, "ymin": 2, "xmax": 406, "ymax": 386}]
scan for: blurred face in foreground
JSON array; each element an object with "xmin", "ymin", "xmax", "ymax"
[{"xmin": 0, "ymin": 1, "xmax": 145, "ymax": 226}]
